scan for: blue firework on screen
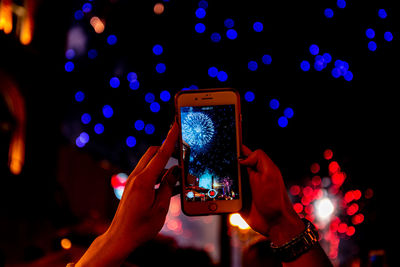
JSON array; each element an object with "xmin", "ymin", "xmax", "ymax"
[
  {"xmin": 180, "ymin": 105, "xmax": 239, "ymax": 201},
  {"xmin": 182, "ymin": 112, "xmax": 215, "ymax": 149}
]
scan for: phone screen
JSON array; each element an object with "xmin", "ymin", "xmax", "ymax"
[{"xmin": 180, "ymin": 104, "xmax": 239, "ymax": 202}]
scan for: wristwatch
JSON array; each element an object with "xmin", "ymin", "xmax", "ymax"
[{"xmin": 270, "ymin": 218, "xmax": 319, "ymax": 262}]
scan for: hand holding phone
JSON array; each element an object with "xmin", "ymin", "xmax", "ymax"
[{"xmin": 175, "ymin": 88, "xmax": 243, "ymax": 215}]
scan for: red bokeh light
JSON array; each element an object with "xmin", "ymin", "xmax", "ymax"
[
  {"xmin": 346, "ymin": 226, "xmax": 356, "ymax": 236},
  {"xmin": 365, "ymin": 188, "xmax": 374, "ymax": 199},
  {"xmin": 338, "ymin": 223, "xmax": 348, "ymax": 233},
  {"xmin": 328, "ymin": 161, "xmax": 340, "ymax": 174},
  {"xmin": 293, "ymin": 203, "xmax": 304, "ymax": 213},
  {"xmin": 331, "ymin": 172, "xmax": 346, "ymax": 185},
  {"xmin": 111, "ymin": 174, "xmax": 127, "ymax": 189},
  {"xmin": 352, "ymin": 214, "xmax": 364, "ymax": 225},
  {"xmin": 323, "ymin": 149, "xmax": 333, "ymax": 160},
  {"xmin": 353, "ymin": 189, "xmax": 362, "ymax": 200},
  {"xmin": 346, "ymin": 203, "xmax": 359, "ymax": 216},
  {"xmin": 289, "ymin": 185, "xmax": 301, "ymax": 196},
  {"xmin": 310, "ymin": 163, "xmax": 320, "ymax": 174},
  {"xmin": 312, "ymin": 175, "xmax": 321, "ymax": 186}
]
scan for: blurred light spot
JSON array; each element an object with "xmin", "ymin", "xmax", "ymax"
[
  {"xmin": 145, "ymin": 93, "xmax": 155, "ymax": 103},
  {"xmin": 109, "ymin": 77, "xmax": 120, "ymax": 88},
  {"xmin": 126, "ymin": 136, "xmax": 137, "ymax": 147},
  {"xmin": 114, "ymin": 187, "xmax": 124, "ymax": 200},
  {"xmin": 378, "ymin": 9, "xmax": 387, "ymax": 19},
  {"xmin": 145, "ymin": 124, "xmax": 155, "ymax": 134},
  {"xmin": 150, "ymin": 102, "xmax": 161, "ymax": 113},
  {"xmin": 75, "ymin": 91, "xmax": 85, "ymax": 102},
  {"xmin": 198, "ymin": 0, "xmax": 208, "ymax": 9},
  {"xmin": 88, "ymin": 49, "xmax": 98, "ymax": 59},
  {"xmin": 323, "ymin": 149, "xmax": 333, "ymax": 160},
  {"xmin": 331, "ymin": 68, "xmax": 341, "ymax": 78},
  {"xmin": 310, "ymin": 163, "xmax": 320, "ymax": 174},
  {"xmin": 90, "ymin": 16, "xmax": 105, "ymax": 34},
  {"xmin": 278, "ymin": 116, "xmax": 288, "ymax": 128},
  {"xmin": 284, "ymin": 107, "xmax": 294, "ymax": 118},
  {"xmin": 289, "ymin": 185, "xmax": 301, "ymax": 196},
  {"xmin": 269, "ymin": 99, "xmax": 279, "ymax": 110},
  {"xmin": 217, "ymin": 71, "xmax": 228, "ymax": 82},
  {"xmin": 107, "ymin": 34, "xmax": 117, "ymax": 45},
  {"xmin": 154, "ymin": 3, "xmax": 165, "ymax": 15},
  {"xmin": 135, "ymin": 120, "xmax": 145, "ymax": 131},
  {"xmin": 102, "ymin": 105, "xmax": 113, "ymax": 118},
  {"xmin": 195, "ymin": 23, "xmax": 206, "ymax": 33},
  {"xmin": 300, "ymin": 60, "xmax": 310, "ymax": 71},
  {"xmin": 82, "ymin": 3, "xmax": 92, "ymax": 13},
  {"xmin": 344, "ymin": 71, "xmax": 353, "ymax": 81},
  {"xmin": 248, "ymin": 61, "xmax": 258, "ymax": 71},
  {"xmin": 74, "ymin": 10, "xmax": 84, "ymax": 20},
  {"xmin": 224, "ymin": 18, "xmax": 234, "ymax": 28},
  {"xmin": 129, "ymin": 80, "xmax": 140, "ymax": 90},
  {"xmin": 153, "ymin": 44, "xmax": 163, "ymax": 55},
  {"xmin": 309, "ymin": 44, "xmax": 319, "ymax": 55},
  {"xmin": 208, "ymin": 67, "xmax": 218, "ymax": 77},
  {"xmin": 94, "ymin": 123, "xmax": 104, "ymax": 134},
  {"xmin": 226, "ymin": 29, "xmax": 237, "ymax": 40},
  {"xmin": 65, "ymin": 61, "xmax": 74, "ymax": 72},
  {"xmin": 211, "ymin": 32, "xmax": 221, "ymax": 42},
  {"xmin": 244, "ymin": 91, "xmax": 255, "ymax": 102},
  {"xmin": 368, "ymin": 41, "xmax": 377, "ymax": 51},
  {"xmin": 293, "ymin": 203, "xmax": 303, "ymax": 213},
  {"xmin": 156, "ymin": 63, "xmax": 166, "ymax": 73},
  {"xmin": 337, "ymin": 0, "xmax": 346, "ymax": 8},
  {"xmin": 366, "ymin": 28, "xmax": 375, "ymax": 39},
  {"xmin": 127, "ymin": 72, "xmax": 137, "ymax": 82},
  {"xmin": 384, "ymin": 31, "xmax": 393, "ymax": 42},
  {"xmin": 323, "ymin": 53, "xmax": 332, "ymax": 63},
  {"xmin": 253, "ymin": 22, "xmax": 263, "ymax": 32},
  {"xmin": 195, "ymin": 8, "xmax": 206, "ymax": 19},
  {"xmin": 229, "ymin": 213, "xmax": 250, "ymax": 230},
  {"xmin": 81, "ymin": 113, "xmax": 91, "ymax": 124},
  {"xmin": 315, "ymin": 198, "xmax": 334, "ymax": 221},
  {"xmin": 61, "ymin": 238, "xmax": 72, "ymax": 250},
  {"xmin": 160, "ymin": 90, "xmax": 171, "ymax": 102},
  {"xmin": 262, "ymin": 54, "xmax": 272, "ymax": 65},
  {"xmin": 65, "ymin": 49, "xmax": 75, "ymax": 59},
  {"xmin": 324, "ymin": 8, "xmax": 334, "ymax": 18}
]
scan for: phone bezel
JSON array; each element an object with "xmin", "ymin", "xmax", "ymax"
[{"xmin": 175, "ymin": 88, "xmax": 242, "ymax": 216}]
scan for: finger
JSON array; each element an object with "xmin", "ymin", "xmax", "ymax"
[
  {"xmin": 241, "ymin": 145, "xmax": 252, "ymax": 157},
  {"xmin": 154, "ymin": 166, "xmax": 179, "ymax": 213},
  {"xmin": 239, "ymin": 149, "xmax": 259, "ymax": 167},
  {"xmin": 239, "ymin": 149, "xmax": 269, "ymax": 173},
  {"xmin": 144, "ymin": 122, "xmax": 179, "ymax": 180},
  {"xmin": 130, "ymin": 146, "xmax": 159, "ymax": 177}
]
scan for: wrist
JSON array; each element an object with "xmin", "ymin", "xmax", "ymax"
[{"xmin": 267, "ymin": 211, "xmax": 305, "ymax": 246}]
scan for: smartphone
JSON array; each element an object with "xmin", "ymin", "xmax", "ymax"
[{"xmin": 175, "ymin": 88, "xmax": 242, "ymax": 215}]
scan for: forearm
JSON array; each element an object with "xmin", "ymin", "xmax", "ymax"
[{"xmin": 76, "ymin": 232, "xmax": 132, "ymax": 267}]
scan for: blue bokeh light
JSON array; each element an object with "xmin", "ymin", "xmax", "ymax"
[
  {"xmin": 208, "ymin": 67, "xmax": 218, "ymax": 77},
  {"xmin": 135, "ymin": 120, "xmax": 145, "ymax": 131},
  {"xmin": 378, "ymin": 9, "xmax": 387, "ymax": 19},
  {"xmin": 129, "ymin": 81, "xmax": 140, "ymax": 90},
  {"xmin": 195, "ymin": 23, "xmax": 206, "ymax": 33},
  {"xmin": 153, "ymin": 44, "xmax": 163, "ymax": 55},
  {"xmin": 145, "ymin": 124, "xmax": 155, "ymax": 135},
  {"xmin": 107, "ymin": 34, "xmax": 117, "ymax": 45},
  {"xmin": 366, "ymin": 28, "xmax": 375, "ymax": 39},
  {"xmin": 324, "ymin": 8, "xmax": 334, "ymax": 18},
  {"xmin": 75, "ymin": 91, "xmax": 85, "ymax": 102},
  {"xmin": 65, "ymin": 61, "xmax": 74, "ymax": 72},
  {"xmin": 74, "ymin": 10, "xmax": 84, "ymax": 20},
  {"xmin": 82, "ymin": 3, "xmax": 92, "ymax": 13},
  {"xmin": 195, "ymin": 8, "xmax": 206, "ymax": 19},
  {"xmin": 284, "ymin": 107, "xmax": 294, "ymax": 118},
  {"xmin": 270, "ymin": 99, "xmax": 279, "ymax": 110},
  {"xmin": 65, "ymin": 49, "xmax": 75, "ymax": 59},
  {"xmin": 244, "ymin": 91, "xmax": 255, "ymax": 102},
  {"xmin": 248, "ymin": 61, "xmax": 258, "ymax": 71},
  {"xmin": 226, "ymin": 29, "xmax": 238, "ymax": 40},
  {"xmin": 337, "ymin": 0, "xmax": 346, "ymax": 8},
  {"xmin": 224, "ymin": 18, "xmax": 234, "ymax": 28},
  {"xmin": 217, "ymin": 71, "xmax": 228, "ymax": 82},
  {"xmin": 198, "ymin": 0, "xmax": 208, "ymax": 9},
  {"xmin": 88, "ymin": 49, "xmax": 98, "ymax": 59},
  {"xmin": 150, "ymin": 102, "xmax": 161, "ymax": 113},
  {"xmin": 368, "ymin": 41, "xmax": 377, "ymax": 51},
  {"xmin": 110, "ymin": 77, "xmax": 120, "ymax": 88},
  {"xmin": 344, "ymin": 71, "xmax": 353, "ymax": 81},
  {"xmin": 103, "ymin": 105, "xmax": 114, "ymax": 118},
  {"xmin": 331, "ymin": 68, "xmax": 341, "ymax": 78},
  {"xmin": 211, "ymin": 32, "xmax": 221, "ymax": 42},
  {"xmin": 94, "ymin": 123, "xmax": 104, "ymax": 134},
  {"xmin": 300, "ymin": 60, "xmax": 310, "ymax": 71},
  {"xmin": 126, "ymin": 136, "xmax": 137, "ymax": 147},
  {"xmin": 156, "ymin": 63, "xmax": 166, "ymax": 73},
  {"xmin": 253, "ymin": 22, "xmax": 263, "ymax": 32},
  {"xmin": 127, "ymin": 72, "xmax": 137, "ymax": 82},
  {"xmin": 262, "ymin": 54, "xmax": 272, "ymax": 65},
  {"xmin": 160, "ymin": 90, "xmax": 171, "ymax": 102},
  {"xmin": 309, "ymin": 44, "xmax": 319, "ymax": 55},
  {"xmin": 278, "ymin": 116, "xmax": 288, "ymax": 128},
  {"xmin": 81, "ymin": 113, "xmax": 91, "ymax": 124},
  {"xmin": 145, "ymin": 93, "xmax": 155, "ymax": 103},
  {"xmin": 384, "ymin": 31, "xmax": 393, "ymax": 42},
  {"xmin": 323, "ymin": 53, "xmax": 332, "ymax": 63}
]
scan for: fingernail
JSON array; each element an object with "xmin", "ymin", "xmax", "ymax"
[{"xmin": 238, "ymin": 156, "xmax": 247, "ymax": 161}]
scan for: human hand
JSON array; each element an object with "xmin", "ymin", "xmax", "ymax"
[
  {"xmin": 239, "ymin": 145, "xmax": 304, "ymax": 246},
  {"xmin": 76, "ymin": 122, "xmax": 179, "ymax": 267}
]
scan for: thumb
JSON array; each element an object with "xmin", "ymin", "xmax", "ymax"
[{"xmin": 154, "ymin": 166, "xmax": 179, "ymax": 213}]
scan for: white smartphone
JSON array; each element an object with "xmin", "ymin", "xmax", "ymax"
[{"xmin": 175, "ymin": 88, "xmax": 243, "ymax": 215}]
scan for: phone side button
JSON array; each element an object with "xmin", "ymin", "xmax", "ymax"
[{"xmin": 208, "ymin": 203, "xmax": 217, "ymax": 212}]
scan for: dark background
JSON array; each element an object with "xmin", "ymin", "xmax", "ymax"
[{"xmin": 0, "ymin": 0, "xmax": 398, "ymax": 265}]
